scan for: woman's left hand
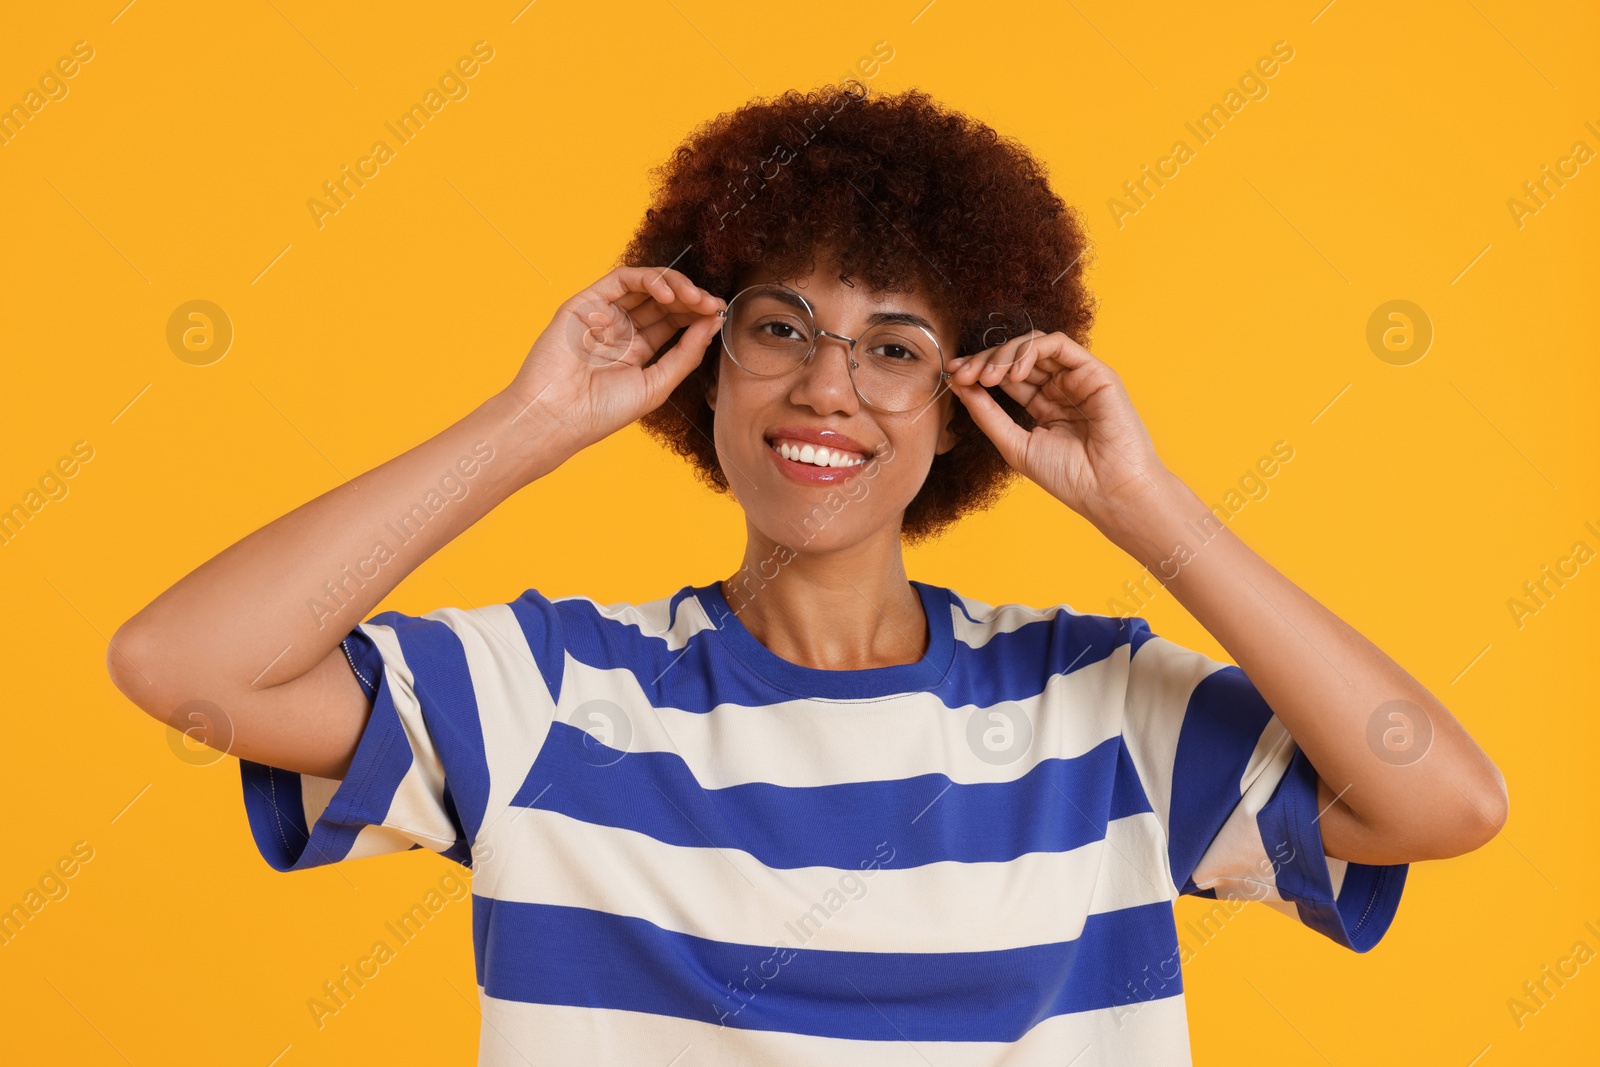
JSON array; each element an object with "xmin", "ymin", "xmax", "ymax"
[{"xmin": 945, "ymin": 330, "xmax": 1172, "ymax": 527}]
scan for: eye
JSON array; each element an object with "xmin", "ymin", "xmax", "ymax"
[{"xmin": 869, "ymin": 340, "xmax": 933, "ymax": 364}]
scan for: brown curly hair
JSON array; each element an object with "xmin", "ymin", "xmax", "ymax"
[{"xmin": 622, "ymin": 79, "xmax": 1096, "ymax": 545}]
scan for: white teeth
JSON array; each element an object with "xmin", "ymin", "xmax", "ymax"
[{"xmin": 772, "ymin": 439, "xmax": 865, "ymax": 468}]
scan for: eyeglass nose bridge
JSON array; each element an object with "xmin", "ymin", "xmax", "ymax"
[
  {"xmin": 716, "ymin": 289, "xmax": 952, "ymax": 414},
  {"xmin": 713, "ymin": 306, "xmax": 863, "ymax": 361},
  {"xmin": 809, "ymin": 327, "xmax": 864, "ymax": 368}
]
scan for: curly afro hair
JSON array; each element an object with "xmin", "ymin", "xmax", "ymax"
[{"xmin": 622, "ymin": 79, "xmax": 1096, "ymax": 546}]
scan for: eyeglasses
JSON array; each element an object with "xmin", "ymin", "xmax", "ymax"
[{"xmin": 714, "ymin": 283, "xmax": 952, "ymax": 414}]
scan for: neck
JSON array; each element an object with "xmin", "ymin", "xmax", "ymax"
[{"xmin": 721, "ymin": 526, "xmax": 928, "ymax": 672}]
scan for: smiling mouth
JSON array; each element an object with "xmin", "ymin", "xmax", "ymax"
[{"xmin": 764, "ymin": 436, "xmax": 869, "ymax": 468}]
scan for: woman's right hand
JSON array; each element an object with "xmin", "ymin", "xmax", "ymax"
[{"xmin": 503, "ymin": 264, "xmax": 726, "ymax": 451}]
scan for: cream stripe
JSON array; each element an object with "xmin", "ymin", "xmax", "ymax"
[
  {"xmin": 479, "ymin": 807, "xmax": 1174, "ymax": 954},
  {"xmin": 948, "ymin": 595, "xmax": 1087, "ymax": 649},
  {"xmin": 558, "ymin": 651, "xmax": 1131, "ymax": 790},
  {"xmin": 431, "ymin": 604, "xmax": 560, "ymax": 835},
  {"xmin": 1119, "ymin": 635, "xmax": 1225, "ymax": 851},
  {"xmin": 583, "ymin": 589, "xmax": 1094, "ymax": 662},
  {"xmin": 1190, "ymin": 718, "xmax": 1297, "ymax": 903},
  {"xmin": 574, "ymin": 590, "xmax": 715, "ymax": 649},
  {"xmin": 475, "ymin": 991, "xmax": 1193, "ymax": 1067},
  {"xmin": 350, "ymin": 621, "xmax": 458, "ymax": 853}
]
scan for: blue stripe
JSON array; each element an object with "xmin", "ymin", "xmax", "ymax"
[
  {"xmin": 1256, "ymin": 747, "xmax": 1408, "ymax": 951},
  {"xmin": 239, "ymin": 635, "xmax": 418, "ymax": 871},
  {"xmin": 512, "ymin": 725, "xmax": 1150, "ymax": 868},
  {"xmin": 1130, "ymin": 616, "xmax": 1409, "ymax": 951},
  {"xmin": 1161, "ymin": 653, "xmax": 1277, "ymax": 892},
  {"xmin": 439, "ymin": 778, "xmax": 473, "ymax": 867},
  {"xmin": 700, "ymin": 580, "xmax": 956, "ymax": 697},
  {"xmin": 368, "ymin": 611, "xmax": 493, "ymax": 845},
  {"xmin": 469, "ymin": 897, "xmax": 1182, "ymax": 1041},
  {"xmin": 507, "ymin": 591, "xmax": 568, "ymax": 704},
  {"xmin": 949, "ymin": 608, "xmax": 1139, "ymax": 711},
  {"xmin": 545, "ymin": 585, "xmax": 1136, "ymax": 712}
]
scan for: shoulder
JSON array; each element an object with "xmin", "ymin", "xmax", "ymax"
[
  {"xmin": 926, "ymin": 584, "xmax": 1145, "ymax": 691},
  {"xmin": 934, "ymin": 583, "xmax": 1139, "ymax": 651},
  {"xmin": 356, "ymin": 585, "xmax": 710, "ymax": 706},
  {"xmin": 501, "ymin": 583, "xmax": 715, "ymax": 651}
]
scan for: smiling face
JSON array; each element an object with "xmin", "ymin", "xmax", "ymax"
[{"xmin": 704, "ymin": 252, "xmax": 962, "ymax": 553}]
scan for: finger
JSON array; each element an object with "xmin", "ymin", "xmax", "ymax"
[
  {"xmin": 638, "ymin": 309, "xmax": 709, "ymax": 355},
  {"xmin": 984, "ymin": 331, "xmax": 1030, "ymax": 371},
  {"xmin": 990, "ymin": 372, "xmax": 1043, "ymax": 410},
  {"xmin": 641, "ymin": 314, "xmax": 720, "ymax": 407},
  {"xmin": 978, "ymin": 330, "xmax": 1042, "ymax": 386},
  {"xmin": 979, "ymin": 351, "xmax": 1011, "ymax": 387},
  {"xmin": 950, "ymin": 344, "xmax": 1000, "ymax": 387},
  {"xmin": 992, "ymin": 373, "xmax": 1058, "ymax": 420},
  {"xmin": 1005, "ymin": 336, "xmax": 1093, "ymax": 388},
  {"xmin": 953, "ymin": 351, "xmax": 987, "ymax": 387},
  {"xmin": 588, "ymin": 266, "xmax": 724, "ymax": 316},
  {"xmin": 613, "ymin": 289, "xmax": 654, "ymax": 314},
  {"xmin": 654, "ymin": 268, "xmax": 726, "ymax": 315},
  {"xmin": 1001, "ymin": 361, "xmax": 1108, "ymax": 426},
  {"xmin": 1010, "ymin": 334, "xmax": 1042, "ymax": 381},
  {"xmin": 1038, "ymin": 331, "xmax": 1103, "ymax": 372},
  {"xmin": 630, "ymin": 301, "xmax": 701, "ymax": 334},
  {"xmin": 949, "ymin": 377, "xmax": 1030, "ymax": 469},
  {"xmin": 611, "ymin": 266, "xmax": 678, "ymax": 306}
]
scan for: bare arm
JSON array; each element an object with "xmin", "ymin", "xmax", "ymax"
[
  {"xmin": 1097, "ymin": 470, "xmax": 1508, "ymax": 865},
  {"xmin": 108, "ymin": 391, "xmax": 577, "ymax": 779},
  {"xmin": 945, "ymin": 327, "xmax": 1508, "ymax": 867},
  {"xmin": 108, "ymin": 265, "xmax": 725, "ymax": 780}
]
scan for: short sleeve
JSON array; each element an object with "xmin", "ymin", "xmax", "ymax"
[
  {"xmin": 1119, "ymin": 617, "xmax": 1407, "ymax": 952},
  {"xmin": 238, "ymin": 593, "xmax": 568, "ymax": 873}
]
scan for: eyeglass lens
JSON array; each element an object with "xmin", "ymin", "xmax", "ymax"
[{"xmin": 720, "ymin": 284, "xmax": 945, "ymax": 412}]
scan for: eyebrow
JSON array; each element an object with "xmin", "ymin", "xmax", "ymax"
[
  {"xmin": 866, "ymin": 310, "xmax": 938, "ymax": 333},
  {"xmin": 757, "ymin": 286, "xmax": 939, "ymax": 335}
]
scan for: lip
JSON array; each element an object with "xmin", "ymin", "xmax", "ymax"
[
  {"xmin": 764, "ymin": 425, "xmax": 873, "ymax": 456},
  {"xmin": 762, "ymin": 427, "xmax": 876, "ymax": 485},
  {"xmin": 765, "ymin": 439, "xmax": 869, "ymax": 484}
]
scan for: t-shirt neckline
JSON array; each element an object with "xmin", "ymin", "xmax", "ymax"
[{"xmin": 693, "ymin": 578, "xmax": 955, "ymax": 700}]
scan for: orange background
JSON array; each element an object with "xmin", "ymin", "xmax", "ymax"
[{"xmin": 1, "ymin": 1, "xmax": 1595, "ymax": 1063}]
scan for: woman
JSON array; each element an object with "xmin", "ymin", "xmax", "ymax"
[{"xmin": 108, "ymin": 82, "xmax": 1507, "ymax": 1065}]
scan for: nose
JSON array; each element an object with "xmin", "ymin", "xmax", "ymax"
[{"xmin": 787, "ymin": 330, "xmax": 860, "ymax": 413}]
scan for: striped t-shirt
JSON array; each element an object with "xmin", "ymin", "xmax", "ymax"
[{"xmin": 239, "ymin": 579, "xmax": 1407, "ymax": 1065}]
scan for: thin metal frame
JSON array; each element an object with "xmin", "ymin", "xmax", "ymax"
[{"xmin": 714, "ymin": 282, "xmax": 952, "ymax": 414}]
